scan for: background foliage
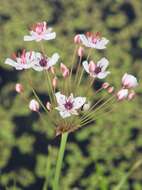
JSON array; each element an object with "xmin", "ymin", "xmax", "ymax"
[{"xmin": 0, "ymin": 0, "xmax": 142, "ymax": 189}]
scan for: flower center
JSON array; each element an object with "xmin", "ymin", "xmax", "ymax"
[
  {"xmin": 39, "ymin": 58, "xmax": 48, "ymax": 67},
  {"xmin": 64, "ymin": 101, "xmax": 73, "ymax": 110},
  {"xmin": 94, "ymin": 66, "xmax": 102, "ymax": 74}
]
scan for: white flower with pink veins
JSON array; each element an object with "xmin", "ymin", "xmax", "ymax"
[
  {"xmin": 32, "ymin": 53, "xmax": 60, "ymax": 71},
  {"xmin": 122, "ymin": 73, "xmax": 138, "ymax": 89},
  {"xmin": 24, "ymin": 21, "xmax": 56, "ymax": 42},
  {"xmin": 55, "ymin": 92, "xmax": 86, "ymax": 118},
  {"xmin": 78, "ymin": 32, "xmax": 109, "ymax": 49},
  {"xmin": 82, "ymin": 57, "xmax": 110, "ymax": 79},
  {"xmin": 5, "ymin": 50, "xmax": 37, "ymax": 70}
]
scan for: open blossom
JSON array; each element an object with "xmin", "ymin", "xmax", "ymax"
[
  {"xmin": 117, "ymin": 89, "xmax": 128, "ymax": 101},
  {"xmin": 29, "ymin": 99, "xmax": 39, "ymax": 112},
  {"xmin": 83, "ymin": 57, "xmax": 110, "ymax": 79},
  {"xmin": 5, "ymin": 50, "xmax": 37, "ymax": 70},
  {"xmin": 32, "ymin": 53, "xmax": 60, "ymax": 71},
  {"xmin": 55, "ymin": 92, "xmax": 86, "ymax": 118},
  {"xmin": 78, "ymin": 32, "xmax": 109, "ymax": 49},
  {"xmin": 24, "ymin": 21, "xmax": 56, "ymax": 42},
  {"xmin": 122, "ymin": 73, "xmax": 138, "ymax": 89}
]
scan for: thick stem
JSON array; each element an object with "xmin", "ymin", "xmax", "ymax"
[{"xmin": 52, "ymin": 132, "xmax": 68, "ymax": 190}]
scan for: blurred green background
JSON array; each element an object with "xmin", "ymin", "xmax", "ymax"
[{"xmin": 0, "ymin": 0, "xmax": 142, "ymax": 189}]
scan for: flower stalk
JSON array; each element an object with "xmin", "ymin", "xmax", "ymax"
[{"xmin": 52, "ymin": 132, "xmax": 68, "ymax": 190}]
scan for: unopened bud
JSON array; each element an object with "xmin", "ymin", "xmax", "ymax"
[
  {"xmin": 74, "ymin": 34, "xmax": 81, "ymax": 44},
  {"xmin": 83, "ymin": 102, "xmax": 91, "ymax": 111},
  {"xmin": 52, "ymin": 76, "xmax": 57, "ymax": 88},
  {"xmin": 78, "ymin": 46, "xmax": 84, "ymax": 57},
  {"xmin": 60, "ymin": 63, "xmax": 69, "ymax": 78},
  {"xmin": 128, "ymin": 91, "xmax": 136, "ymax": 100},
  {"xmin": 46, "ymin": 101, "xmax": 51, "ymax": 111},
  {"xmin": 50, "ymin": 66, "xmax": 55, "ymax": 74},
  {"xmin": 29, "ymin": 99, "xmax": 39, "ymax": 112},
  {"xmin": 15, "ymin": 83, "xmax": 24, "ymax": 93},
  {"xmin": 102, "ymin": 82, "xmax": 110, "ymax": 89},
  {"xmin": 108, "ymin": 86, "xmax": 114, "ymax": 94},
  {"xmin": 117, "ymin": 89, "xmax": 128, "ymax": 101}
]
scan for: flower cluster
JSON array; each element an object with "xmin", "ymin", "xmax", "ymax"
[{"xmin": 5, "ymin": 21, "xmax": 139, "ymax": 135}]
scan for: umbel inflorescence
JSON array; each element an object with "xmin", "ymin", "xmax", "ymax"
[{"xmin": 5, "ymin": 21, "xmax": 138, "ymax": 136}]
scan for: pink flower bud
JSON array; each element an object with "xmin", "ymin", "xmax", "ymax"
[
  {"xmin": 46, "ymin": 101, "xmax": 51, "ymax": 111},
  {"xmin": 50, "ymin": 66, "xmax": 55, "ymax": 74},
  {"xmin": 102, "ymin": 82, "xmax": 110, "ymax": 89},
  {"xmin": 74, "ymin": 34, "xmax": 81, "ymax": 43},
  {"xmin": 122, "ymin": 73, "xmax": 138, "ymax": 89},
  {"xmin": 88, "ymin": 60, "xmax": 96, "ymax": 72},
  {"xmin": 128, "ymin": 91, "xmax": 136, "ymax": 100},
  {"xmin": 78, "ymin": 46, "xmax": 84, "ymax": 57},
  {"xmin": 117, "ymin": 89, "xmax": 128, "ymax": 101},
  {"xmin": 52, "ymin": 76, "xmax": 57, "ymax": 88},
  {"xmin": 60, "ymin": 63, "xmax": 69, "ymax": 78},
  {"xmin": 15, "ymin": 83, "xmax": 24, "ymax": 93},
  {"xmin": 29, "ymin": 99, "xmax": 39, "ymax": 112},
  {"xmin": 107, "ymin": 86, "xmax": 114, "ymax": 94}
]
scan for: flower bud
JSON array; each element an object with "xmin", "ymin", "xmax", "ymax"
[
  {"xmin": 50, "ymin": 66, "xmax": 55, "ymax": 74},
  {"xmin": 46, "ymin": 101, "xmax": 51, "ymax": 111},
  {"xmin": 60, "ymin": 63, "xmax": 69, "ymax": 78},
  {"xmin": 122, "ymin": 73, "xmax": 138, "ymax": 89},
  {"xmin": 78, "ymin": 46, "xmax": 84, "ymax": 57},
  {"xmin": 83, "ymin": 101, "xmax": 91, "ymax": 111},
  {"xmin": 29, "ymin": 99, "xmax": 39, "ymax": 112},
  {"xmin": 52, "ymin": 76, "xmax": 57, "ymax": 88},
  {"xmin": 102, "ymin": 82, "xmax": 110, "ymax": 89},
  {"xmin": 128, "ymin": 91, "xmax": 136, "ymax": 100},
  {"xmin": 74, "ymin": 34, "xmax": 81, "ymax": 43},
  {"xmin": 117, "ymin": 89, "xmax": 128, "ymax": 101},
  {"xmin": 15, "ymin": 83, "xmax": 24, "ymax": 93},
  {"xmin": 107, "ymin": 86, "xmax": 114, "ymax": 93}
]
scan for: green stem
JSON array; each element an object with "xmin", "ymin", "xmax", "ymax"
[{"xmin": 52, "ymin": 132, "xmax": 68, "ymax": 190}]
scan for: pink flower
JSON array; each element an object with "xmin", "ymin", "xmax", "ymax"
[
  {"xmin": 29, "ymin": 99, "xmax": 39, "ymax": 112},
  {"xmin": 32, "ymin": 53, "xmax": 59, "ymax": 71},
  {"xmin": 102, "ymin": 82, "xmax": 110, "ymax": 89},
  {"xmin": 55, "ymin": 92, "xmax": 86, "ymax": 118},
  {"xmin": 117, "ymin": 89, "xmax": 128, "ymax": 101},
  {"xmin": 83, "ymin": 57, "xmax": 110, "ymax": 79},
  {"xmin": 60, "ymin": 63, "xmax": 69, "ymax": 78},
  {"xmin": 78, "ymin": 32, "xmax": 109, "ymax": 49},
  {"xmin": 122, "ymin": 73, "xmax": 138, "ymax": 88},
  {"xmin": 15, "ymin": 83, "xmax": 24, "ymax": 93},
  {"xmin": 24, "ymin": 21, "xmax": 56, "ymax": 42},
  {"xmin": 5, "ymin": 50, "xmax": 36, "ymax": 70}
]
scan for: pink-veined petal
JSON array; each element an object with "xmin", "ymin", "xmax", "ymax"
[
  {"xmin": 73, "ymin": 97, "xmax": 86, "ymax": 109},
  {"xmin": 97, "ymin": 71, "xmax": 110, "ymax": 79},
  {"xmin": 55, "ymin": 92, "xmax": 66, "ymax": 105},
  {"xmin": 97, "ymin": 57, "xmax": 109, "ymax": 71}
]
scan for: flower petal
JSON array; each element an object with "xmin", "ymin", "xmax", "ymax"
[
  {"xmin": 82, "ymin": 61, "xmax": 89, "ymax": 73},
  {"xmin": 59, "ymin": 110, "xmax": 71, "ymax": 118},
  {"xmin": 73, "ymin": 97, "xmax": 86, "ymax": 109},
  {"xmin": 55, "ymin": 92, "xmax": 66, "ymax": 105},
  {"xmin": 48, "ymin": 53, "xmax": 60, "ymax": 67},
  {"xmin": 97, "ymin": 57, "xmax": 109, "ymax": 71},
  {"xmin": 5, "ymin": 58, "xmax": 18, "ymax": 67},
  {"xmin": 24, "ymin": 35, "xmax": 35, "ymax": 41},
  {"xmin": 97, "ymin": 71, "xmax": 110, "ymax": 79},
  {"xmin": 79, "ymin": 34, "xmax": 90, "ymax": 47},
  {"xmin": 43, "ymin": 32, "xmax": 56, "ymax": 40}
]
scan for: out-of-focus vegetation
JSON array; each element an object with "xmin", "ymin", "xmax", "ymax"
[{"xmin": 0, "ymin": 0, "xmax": 142, "ymax": 189}]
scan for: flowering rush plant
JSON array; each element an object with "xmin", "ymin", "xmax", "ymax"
[{"xmin": 5, "ymin": 21, "xmax": 138, "ymax": 190}]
